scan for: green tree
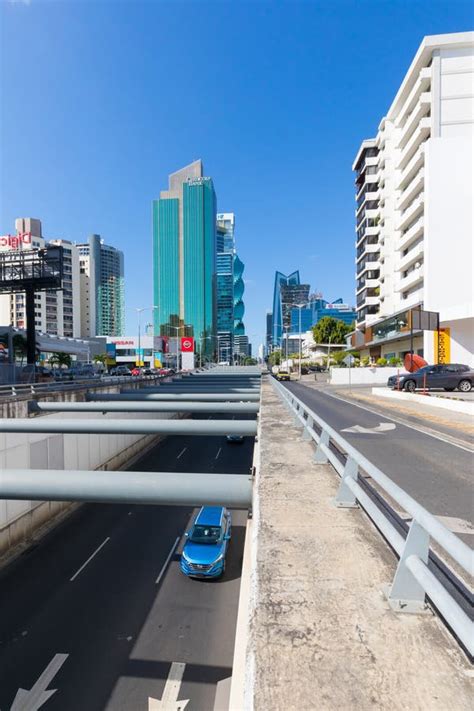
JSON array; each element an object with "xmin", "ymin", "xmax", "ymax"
[
  {"xmin": 331, "ymin": 350, "xmax": 359, "ymax": 367},
  {"xmin": 243, "ymin": 357, "xmax": 257, "ymax": 365},
  {"xmin": 49, "ymin": 352, "xmax": 72, "ymax": 368},
  {"xmin": 268, "ymin": 350, "xmax": 282, "ymax": 366},
  {"xmin": 93, "ymin": 353, "xmax": 108, "ymax": 365},
  {"xmin": 312, "ymin": 317, "xmax": 352, "ymax": 345}
]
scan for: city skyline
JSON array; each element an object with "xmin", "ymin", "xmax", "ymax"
[{"xmin": 2, "ymin": 2, "xmax": 473, "ymax": 351}]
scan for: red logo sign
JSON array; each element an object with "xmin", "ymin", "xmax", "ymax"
[
  {"xmin": 0, "ymin": 232, "xmax": 32, "ymax": 250},
  {"xmin": 181, "ymin": 337, "xmax": 194, "ymax": 352}
]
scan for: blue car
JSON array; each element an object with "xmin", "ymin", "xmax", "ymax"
[{"xmin": 180, "ymin": 506, "xmax": 232, "ymax": 579}]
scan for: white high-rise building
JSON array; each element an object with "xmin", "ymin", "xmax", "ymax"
[{"xmin": 352, "ymin": 32, "xmax": 473, "ymax": 365}]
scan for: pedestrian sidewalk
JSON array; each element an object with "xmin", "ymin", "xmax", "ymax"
[{"xmin": 244, "ymin": 379, "xmax": 472, "ymax": 711}]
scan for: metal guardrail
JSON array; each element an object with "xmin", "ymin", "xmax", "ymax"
[
  {"xmin": 0, "ymin": 373, "xmax": 163, "ymax": 399},
  {"xmin": 271, "ymin": 377, "xmax": 474, "ymax": 656}
]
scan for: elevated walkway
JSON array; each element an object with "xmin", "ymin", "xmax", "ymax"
[{"xmin": 231, "ymin": 379, "xmax": 472, "ymax": 710}]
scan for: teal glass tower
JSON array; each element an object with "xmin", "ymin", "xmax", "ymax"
[{"xmin": 153, "ymin": 161, "xmax": 217, "ymax": 358}]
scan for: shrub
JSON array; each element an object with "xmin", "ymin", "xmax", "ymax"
[
  {"xmin": 388, "ymin": 356, "xmax": 403, "ymax": 366},
  {"xmin": 360, "ymin": 356, "xmax": 370, "ymax": 367},
  {"xmin": 376, "ymin": 357, "xmax": 388, "ymax": 367}
]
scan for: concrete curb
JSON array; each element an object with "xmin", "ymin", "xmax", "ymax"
[{"xmin": 372, "ymin": 388, "xmax": 474, "ymax": 415}]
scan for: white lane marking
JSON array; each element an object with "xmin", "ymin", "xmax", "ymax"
[
  {"xmin": 215, "ymin": 447, "xmax": 222, "ymax": 460},
  {"xmin": 70, "ymin": 537, "xmax": 110, "ymax": 581},
  {"xmin": 155, "ymin": 537, "xmax": 180, "ymax": 585},
  {"xmin": 323, "ymin": 389, "xmax": 474, "ymax": 453},
  {"xmin": 176, "ymin": 447, "xmax": 187, "ymax": 460},
  {"xmin": 436, "ymin": 516, "xmax": 474, "ymax": 535},
  {"xmin": 149, "ymin": 662, "xmax": 189, "ymax": 710},
  {"xmin": 10, "ymin": 653, "xmax": 69, "ymax": 711},
  {"xmin": 341, "ymin": 422, "xmax": 396, "ymax": 434}
]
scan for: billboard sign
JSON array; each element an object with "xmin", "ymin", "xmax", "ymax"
[
  {"xmin": 0, "ymin": 232, "xmax": 32, "ymax": 250},
  {"xmin": 181, "ymin": 336, "xmax": 194, "ymax": 352},
  {"xmin": 135, "ymin": 348, "xmax": 144, "ymax": 367}
]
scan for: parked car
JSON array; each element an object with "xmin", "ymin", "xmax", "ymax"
[
  {"xmin": 130, "ymin": 367, "xmax": 142, "ymax": 376},
  {"xmin": 387, "ymin": 364, "xmax": 474, "ymax": 393},
  {"xmin": 109, "ymin": 365, "xmax": 132, "ymax": 377},
  {"xmin": 180, "ymin": 506, "xmax": 232, "ymax": 579},
  {"xmin": 72, "ymin": 365, "xmax": 99, "ymax": 379},
  {"xmin": 275, "ymin": 370, "xmax": 290, "ymax": 381},
  {"xmin": 21, "ymin": 365, "xmax": 53, "ymax": 383},
  {"xmin": 159, "ymin": 368, "xmax": 175, "ymax": 377},
  {"xmin": 226, "ymin": 434, "xmax": 244, "ymax": 443}
]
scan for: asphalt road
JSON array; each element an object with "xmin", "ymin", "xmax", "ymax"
[
  {"xmin": 284, "ymin": 382, "xmax": 474, "ymax": 534},
  {"xmin": 0, "ymin": 416, "xmax": 253, "ymax": 711}
]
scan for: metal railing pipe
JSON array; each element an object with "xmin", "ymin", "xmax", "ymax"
[
  {"xmin": 0, "ymin": 469, "xmax": 252, "ymax": 508},
  {"xmin": 0, "ymin": 418, "xmax": 258, "ymax": 437},
  {"xmin": 86, "ymin": 392, "xmax": 260, "ymax": 402},
  {"xmin": 406, "ymin": 555, "xmax": 474, "ymax": 656},
  {"xmin": 29, "ymin": 401, "xmax": 260, "ymax": 415},
  {"xmin": 273, "ymin": 379, "xmax": 472, "ymax": 575}
]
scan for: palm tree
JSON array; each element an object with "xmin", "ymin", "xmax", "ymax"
[
  {"xmin": 49, "ymin": 352, "xmax": 72, "ymax": 369},
  {"xmin": 93, "ymin": 353, "xmax": 108, "ymax": 366}
]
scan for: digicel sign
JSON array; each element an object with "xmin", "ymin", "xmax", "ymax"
[
  {"xmin": 0, "ymin": 232, "xmax": 32, "ymax": 249},
  {"xmin": 181, "ymin": 337, "xmax": 194, "ymax": 352}
]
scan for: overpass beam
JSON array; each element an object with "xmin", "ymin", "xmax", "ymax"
[
  {"xmin": 0, "ymin": 470, "xmax": 252, "ymax": 508},
  {"xmin": 0, "ymin": 418, "xmax": 257, "ymax": 437}
]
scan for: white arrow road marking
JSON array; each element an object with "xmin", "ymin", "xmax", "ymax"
[
  {"xmin": 341, "ymin": 422, "xmax": 396, "ymax": 434},
  {"xmin": 10, "ymin": 653, "xmax": 68, "ymax": 711},
  {"xmin": 148, "ymin": 662, "xmax": 189, "ymax": 710}
]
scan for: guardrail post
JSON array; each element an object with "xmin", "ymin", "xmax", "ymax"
[
  {"xmin": 334, "ymin": 457, "xmax": 359, "ymax": 507},
  {"xmin": 313, "ymin": 429, "xmax": 329, "ymax": 463},
  {"xmin": 302, "ymin": 416, "xmax": 313, "ymax": 441},
  {"xmin": 293, "ymin": 402, "xmax": 301, "ymax": 427},
  {"xmin": 386, "ymin": 521, "xmax": 429, "ymax": 613}
]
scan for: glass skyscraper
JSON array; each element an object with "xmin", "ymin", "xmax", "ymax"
[
  {"xmin": 216, "ymin": 213, "xmax": 248, "ymax": 361},
  {"xmin": 271, "ymin": 270, "xmax": 308, "ymax": 348},
  {"xmin": 153, "ymin": 160, "xmax": 217, "ymax": 358}
]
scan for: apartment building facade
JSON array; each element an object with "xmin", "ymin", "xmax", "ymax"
[
  {"xmin": 77, "ymin": 235, "xmax": 125, "ymax": 337},
  {"xmin": 0, "ymin": 220, "xmax": 124, "ymax": 340},
  {"xmin": 352, "ymin": 32, "xmax": 473, "ymax": 365},
  {"xmin": 0, "ymin": 219, "xmax": 81, "ymax": 338}
]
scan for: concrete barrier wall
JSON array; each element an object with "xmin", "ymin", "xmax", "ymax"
[
  {"xmin": 329, "ymin": 367, "xmax": 401, "ymax": 385},
  {"xmin": 0, "ymin": 407, "xmax": 178, "ymax": 558}
]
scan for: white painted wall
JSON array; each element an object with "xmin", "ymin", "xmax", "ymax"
[{"xmin": 329, "ymin": 367, "xmax": 402, "ymax": 385}]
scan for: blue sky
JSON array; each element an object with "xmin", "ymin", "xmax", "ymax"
[{"xmin": 1, "ymin": 0, "xmax": 472, "ymax": 349}]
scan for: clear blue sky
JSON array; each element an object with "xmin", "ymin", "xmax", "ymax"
[{"xmin": 1, "ymin": 1, "xmax": 472, "ymax": 349}]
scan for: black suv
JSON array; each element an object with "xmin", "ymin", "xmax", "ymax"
[{"xmin": 387, "ymin": 364, "xmax": 473, "ymax": 392}]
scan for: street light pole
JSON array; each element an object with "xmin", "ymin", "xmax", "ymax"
[{"xmin": 298, "ymin": 306, "xmax": 302, "ymax": 380}]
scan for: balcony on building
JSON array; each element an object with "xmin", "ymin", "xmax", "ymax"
[
  {"xmin": 397, "ymin": 143, "xmax": 425, "ymax": 191},
  {"xmin": 397, "ymin": 117, "xmax": 431, "ymax": 172},
  {"xmin": 398, "ymin": 93, "xmax": 431, "ymax": 150},
  {"xmin": 395, "ymin": 263, "xmax": 424, "ymax": 293},
  {"xmin": 395, "ymin": 67, "xmax": 431, "ymax": 129},
  {"xmin": 398, "ymin": 239, "xmax": 424, "ymax": 272},
  {"xmin": 397, "ymin": 168, "xmax": 424, "ymax": 212},
  {"xmin": 396, "ymin": 193, "xmax": 424, "ymax": 232},
  {"xmin": 401, "ymin": 287, "xmax": 424, "ymax": 309},
  {"xmin": 399, "ymin": 216, "xmax": 424, "ymax": 252},
  {"xmin": 356, "ymin": 255, "xmax": 381, "ymax": 278}
]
